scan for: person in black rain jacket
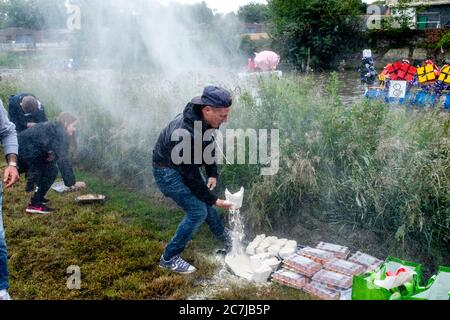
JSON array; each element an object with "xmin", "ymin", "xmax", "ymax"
[
  {"xmin": 18, "ymin": 112, "xmax": 85, "ymax": 214},
  {"xmin": 152, "ymin": 86, "xmax": 235, "ymax": 274},
  {"xmin": 8, "ymin": 94, "xmax": 48, "ymax": 133}
]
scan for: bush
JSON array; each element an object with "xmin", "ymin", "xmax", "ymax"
[
  {"xmin": 239, "ymin": 35, "xmax": 273, "ymax": 58},
  {"xmin": 268, "ymin": 0, "xmax": 363, "ymax": 70},
  {"xmin": 0, "ymin": 52, "xmax": 29, "ymax": 68},
  {"xmin": 436, "ymin": 31, "xmax": 450, "ymax": 49},
  {"xmin": 224, "ymin": 73, "xmax": 450, "ymax": 249}
]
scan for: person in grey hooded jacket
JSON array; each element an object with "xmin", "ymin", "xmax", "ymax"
[{"xmin": 0, "ymin": 99, "xmax": 20, "ymax": 301}]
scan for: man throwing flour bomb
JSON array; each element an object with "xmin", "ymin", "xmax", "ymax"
[{"xmin": 152, "ymin": 86, "xmax": 233, "ymax": 274}]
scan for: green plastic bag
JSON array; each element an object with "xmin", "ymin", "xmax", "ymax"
[
  {"xmin": 405, "ymin": 266, "xmax": 450, "ymax": 300},
  {"xmin": 352, "ymin": 257, "xmax": 423, "ymax": 300}
]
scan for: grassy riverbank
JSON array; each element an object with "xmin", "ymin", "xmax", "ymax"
[
  {"xmin": 0, "ymin": 70, "xmax": 448, "ymax": 299},
  {"xmin": 2, "ymin": 164, "xmax": 311, "ymax": 300}
]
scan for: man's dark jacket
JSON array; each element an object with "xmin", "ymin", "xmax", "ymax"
[
  {"xmin": 153, "ymin": 103, "xmax": 219, "ymax": 206},
  {"xmin": 8, "ymin": 93, "xmax": 48, "ymax": 133},
  {"xmin": 18, "ymin": 122, "xmax": 76, "ymax": 187}
]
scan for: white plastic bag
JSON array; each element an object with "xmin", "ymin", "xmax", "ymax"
[
  {"xmin": 225, "ymin": 187, "xmax": 245, "ymax": 210},
  {"xmin": 374, "ymin": 267, "xmax": 416, "ymax": 290}
]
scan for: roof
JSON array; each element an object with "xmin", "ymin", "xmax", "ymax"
[{"xmin": 387, "ymin": 0, "xmax": 450, "ymax": 7}]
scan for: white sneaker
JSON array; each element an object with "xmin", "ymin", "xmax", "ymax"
[
  {"xmin": 0, "ymin": 289, "xmax": 12, "ymax": 300},
  {"xmin": 159, "ymin": 255, "xmax": 197, "ymax": 274}
]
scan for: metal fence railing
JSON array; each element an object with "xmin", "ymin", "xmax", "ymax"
[{"xmin": 416, "ymin": 20, "xmax": 442, "ymax": 29}]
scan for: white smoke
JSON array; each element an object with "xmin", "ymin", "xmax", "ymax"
[{"xmin": 10, "ymin": 0, "xmax": 246, "ymax": 192}]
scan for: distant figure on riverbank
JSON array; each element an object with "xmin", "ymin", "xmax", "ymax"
[
  {"xmin": 359, "ymin": 49, "xmax": 376, "ymax": 86},
  {"xmin": 247, "ymin": 54, "xmax": 256, "ymax": 73}
]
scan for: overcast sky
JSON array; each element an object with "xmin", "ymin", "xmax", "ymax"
[
  {"xmin": 157, "ymin": 0, "xmax": 268, "ymax": 14},
  {"xmin": 158, "ymin": 0, "xmax": 376, "ymax": 14}
]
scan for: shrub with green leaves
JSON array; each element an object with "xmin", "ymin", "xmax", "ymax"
[
  {"xmin": 224, "ymin": 73, "xmax": 450, "ymax": 249},
  {"xmin": 437, "ymin": 31, "xmax": 450, "ymax": 49}
]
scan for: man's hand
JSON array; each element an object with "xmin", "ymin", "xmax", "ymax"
[
  {"xmin": 207, "ymin": 177, "xmax": 217, "ymax": 191},
  {"xmin": 215, "ymin": 199, "xmax": 233, "ymax": 209},
  {"xmin": 3, "ymin": 166, "xmax": 19, "ymax": 188},
  {"xmin": 75, "ymin": 181, "xmax": 87, "ymax": 190},
  {"xmin": 27, "ymin": 122, "xmax": 37, "ymax": 129},
  {"xmin": 70, "ymin": 181, "xmax": 87, "ymax": 191}
]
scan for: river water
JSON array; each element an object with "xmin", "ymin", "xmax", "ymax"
[
  {"xmin": 312, "ymin": 70, "xmax": 367, "ymax": 105},
  {"xmin": 1, "ymin": 67, "xmax": 366, "ymax": 103}
]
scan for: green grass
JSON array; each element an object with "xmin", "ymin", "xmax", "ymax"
[
  {"xmin": 0, "ymin": 52, "xmax": 31, "ymax": 69},
  {"xmin": 3, "ymin": 165, "xmax": 314, "ymax": 300},
  {"xmin": 4, "ymin": 168, "xmax": 197, "ymax": 299},
  {"xmin": 1, "ymin": 70, "xmax": 448, "ymax": 298}
]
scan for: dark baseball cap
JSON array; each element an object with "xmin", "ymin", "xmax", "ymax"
[{"xmin": 191, "ymin": 86, "xmax": 233, "ymax": 108}]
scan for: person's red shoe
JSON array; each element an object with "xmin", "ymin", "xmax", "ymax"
[{"xmin": 26, "ymin": 203, "xmax": 54, "ymax": 214}]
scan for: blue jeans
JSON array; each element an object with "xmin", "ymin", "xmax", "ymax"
[
  {"xmin": 153, "ymin": 167, "xmax": 225, "ymax": 260},
  {"xmin": 0, "ymin": 191, "xmax": 9, "ymax": 290}
]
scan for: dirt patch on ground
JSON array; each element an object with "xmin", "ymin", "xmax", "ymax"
[{"xmin": 286, "ymin": 221, "xmax": 383, "ymax": 255}]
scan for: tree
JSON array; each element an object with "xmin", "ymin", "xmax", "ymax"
[
  {"xmin": 268, "ymin": 0, "xmax": 363, "ymax": 70},
  {"xmin": 389, "ymin": 0, "xmax": 416, "ymax": 30},
  {"xmin": 68, "ymin": 0, "xmax": 243, "ymax": 71},
  {"xmin": 0, "ymin": 0, "xmax": 66, "ymax": 30},
  {"xmin": 237, "ymin": 3, "xmax": 268, "ymax": 23},
  {"xmin": 240, "ymin": 34, "xmax": 272, "ymax": 58},
  {"xmin": 189, "ymin": 1, "xmax": 214, "ymax": 25}
]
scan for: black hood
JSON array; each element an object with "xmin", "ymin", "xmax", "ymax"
[
  {"xmin": 182, "ymin": 103, "xmax": 212, "ymax": 132},
  {"xmin": 152, "ymin": 102, "xmax": 220, "ymax": 206}
]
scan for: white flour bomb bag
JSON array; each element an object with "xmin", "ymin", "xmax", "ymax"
[{"xmin": 225, "ymin": 187, "xmax": 244, "ymax": 210}]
